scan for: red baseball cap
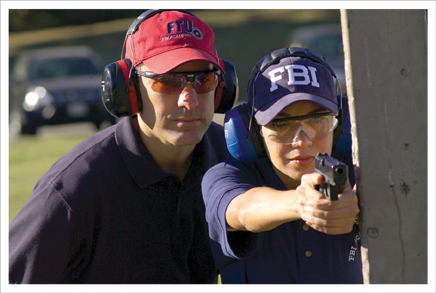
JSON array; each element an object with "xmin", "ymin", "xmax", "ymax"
[{"xmin": 124, "ymin": 10, "xmax": 223, "ymax": 75}]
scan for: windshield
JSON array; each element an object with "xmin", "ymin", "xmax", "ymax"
[
  {"xmin": 29, "ymin": 57, "xmax": 101, "ymax": 80},
  {"xmin": 306, "ymin": 34, "xmax": 343, "ymax": 61}
]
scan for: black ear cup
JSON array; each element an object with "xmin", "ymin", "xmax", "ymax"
[
  {"xmin": 214, "ymin": 59, "xmax": 239, "ymax": 114},
  {"xmin": 331, "ymin": 94, "xmax": 354, "ymax": 184},
  {"xmin": 332, "ymin": 95, "xmax": 347, "ymax": 150},
  {"xmin": 101, "ymin": 59, "xmax": 142, "ymax": 118}
]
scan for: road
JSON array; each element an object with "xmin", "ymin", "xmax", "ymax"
[{"xmin": 8, "ymin": 114, "xmax": 226, "ymax": 140}]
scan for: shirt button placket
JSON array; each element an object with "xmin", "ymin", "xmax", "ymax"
[{"xmin": 301, "ymin": 222, "xmax": 313, "ymax": 259}]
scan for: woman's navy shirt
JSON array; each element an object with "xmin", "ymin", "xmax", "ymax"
[{"xmin": 202, "ymin": 156, "xmax": 363, "ymax": 284}]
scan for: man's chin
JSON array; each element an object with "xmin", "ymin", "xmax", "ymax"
[{"xmin": 168, "ymin": 130, "xmax": 206, "ymax": 147}]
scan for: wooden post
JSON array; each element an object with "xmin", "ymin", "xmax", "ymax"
[{"xmin": 340, "ymin": 9, "xmax": 428, "ymax": 284}]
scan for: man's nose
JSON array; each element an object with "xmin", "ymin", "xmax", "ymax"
[{"xmin": 178, "ymin": 82, "xmax": 199, "ymax": 110}]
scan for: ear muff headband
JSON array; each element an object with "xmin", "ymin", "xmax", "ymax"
[
  {"xmin": 249, "ymin": 47, "xmax": 342, "ymax": 120},
  {"xmin": 224, "ymin": 47, "xmax": 343, "ymax": 162},
  {"xmin": 256, "ymin": 47, "xmax": 338, "ymax": 76},
  {"xmin": 121, "ymin": 9, "xmax": 195, "ymax": 60},
  {"xmin": 126, "ymin": 9, "xmax": 194, "ymax": 36},
  {"xmin": 101, "ymin": 9, "xmax": 238, "ymax": 118}
]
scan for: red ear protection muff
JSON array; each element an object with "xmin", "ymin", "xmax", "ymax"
[
  {"xmin": 101, "ymin": 59, "xmax": 142, "ymax": 118},
  {"xmin": 101, "ymin": 9, "xmax": 239, "ymax": 118}
]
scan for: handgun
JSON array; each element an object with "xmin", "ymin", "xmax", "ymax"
[{"xmin": 315, "ymin": 153, "xmax": 348, "ymax": 200}]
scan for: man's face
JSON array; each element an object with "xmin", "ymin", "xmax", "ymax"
[
  {"xmin": 261, "ymin": 101, "xmax": 335, "ymax": 189},
  {"xmin": 136, "ymin": 61, "xmax": 216, "ymax": 148}
]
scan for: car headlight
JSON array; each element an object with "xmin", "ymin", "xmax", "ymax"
[{"xmin": 23, "ymin": 86, "xmax": 53, "ymax": 111}]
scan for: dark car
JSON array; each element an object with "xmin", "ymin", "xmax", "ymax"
[
  {"xmin": 285, "ymin": 24, "xmax": 346, "ymax": 94},
  {"xmin": 9, "ymin": 46, "xmax": 116, "ymax": 135}
]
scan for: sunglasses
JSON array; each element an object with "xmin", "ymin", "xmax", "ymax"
[
  {"xmin": 262, "ymin": 112, "xmax": 338, "ymax": 144},
  {"xmin": 136, "ymin": 69, "xmax": 220, "ymax": 95}
]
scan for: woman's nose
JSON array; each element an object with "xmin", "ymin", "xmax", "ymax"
[{"xmin": 291, "ymin": 126, "xmax": 313, "ymax": 148}]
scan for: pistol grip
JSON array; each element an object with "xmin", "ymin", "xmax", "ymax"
[{"xmin": 316, "ymin": 183, "xmax": 339, "ymax": 201}]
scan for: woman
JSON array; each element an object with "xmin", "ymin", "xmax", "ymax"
[{"xmin": 202, "ymin": 47, "xmax": 363, "ymax": 284}]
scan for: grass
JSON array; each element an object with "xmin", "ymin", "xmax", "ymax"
[
  {"xmin": 7, "ymin": 115, "xmax": 227, "ymax": 224},
  {"xmin": 8, "ymin": 132, "xmax": 94, "ymax": 223}
]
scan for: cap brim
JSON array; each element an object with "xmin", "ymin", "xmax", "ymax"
[
  {"xmin": 254, "ymin": 93, "xmax": 339, "ymax": 126},
  {"xmin": 142, "ymin": 47, "xmax": 223, "ymax": 75}
]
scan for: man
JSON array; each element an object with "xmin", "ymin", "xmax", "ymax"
[
  {"xmin": 202, "ymin": 47, "xmax": 363, "ymax": 283},
  {"xmin": 9, "ymin": 9, "xmax": 234, "ymax": 284}
]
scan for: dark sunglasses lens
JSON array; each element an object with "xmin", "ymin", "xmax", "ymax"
[
  {"xmin": 150, "ymin": 72, "xmax": 218, "ymax": 95},
  {"xmin": 151, "ymin": 75, "xmax": 185, "ymax": 94},
  {"xmin": 194, "ymin": 72, "xmax": 219, "ymax": 94}
]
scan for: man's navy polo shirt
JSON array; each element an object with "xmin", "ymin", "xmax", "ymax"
[
  {"xmin": 9, "ymin": 117, "xmax": 229, "ymax": 284},
  {"xmin": 202, "ymin": 156, "xmax": 363, "ymax": 284}
]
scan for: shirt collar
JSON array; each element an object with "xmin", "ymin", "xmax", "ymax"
[
  {"xmin": 115, "ymin": 117, "xmax": 170, "ymax": 188},
  {"xmin": 115, "ymin": 117, "xmax": 218, "ymax": 189}
]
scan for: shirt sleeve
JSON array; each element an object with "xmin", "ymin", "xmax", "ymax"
[
  {"xmin": 201, "ymin": 159, "xmax": 259, "ymax": 260},
  {"xmin": 9, "ymin": 180, "xmax": 82, "ymax": 284}
]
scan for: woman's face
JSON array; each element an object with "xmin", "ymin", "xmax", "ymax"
[{"xmin": 261, "ymin": 101, "xmax": 335, "ymax": 189}]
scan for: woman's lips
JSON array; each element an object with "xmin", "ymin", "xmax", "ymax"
[{"xmin": 290, "ymin": 156, "xmax": 315, "ymax": 166}]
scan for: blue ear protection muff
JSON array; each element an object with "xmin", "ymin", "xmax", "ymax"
[
  {"xmin": 101, "ymin": 9, "xmax": 238, "ymax": 118},
  {"xmin": 224, "ymin": 47, "xmax": 345, "ymax": 162}
]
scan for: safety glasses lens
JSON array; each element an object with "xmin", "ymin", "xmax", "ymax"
[
  {"xmin": 193, "ymin": 72, "xmax": 219, "ymax": 94},
  {"xmin": 264, "ymin": 114, "xmax": 338, "ymax": 144},
  {"xmin": 150, "ymin": 72, "xmax": 218, "ymax": 95}
]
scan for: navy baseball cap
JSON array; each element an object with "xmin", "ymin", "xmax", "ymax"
[{"xmin": 249, "ymin": 50, "xmax": 338, "ymax": 126}]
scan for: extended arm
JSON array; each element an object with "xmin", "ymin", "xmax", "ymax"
[
  {"xmin": 225, "ymin": 187, "xmax": 302, "ymax": 232},
  {"xmin": 226, "ymin": 173, "xmax": 359, "ymax": 235}
]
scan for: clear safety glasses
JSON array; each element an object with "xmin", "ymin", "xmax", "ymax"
[
  {"xmin": 261, "ymin": 112, "xmax": 338, "ymax": 145},
  {"xmin": 136, "ymin": 69, "xmax": 220, "ymax": 95}
]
